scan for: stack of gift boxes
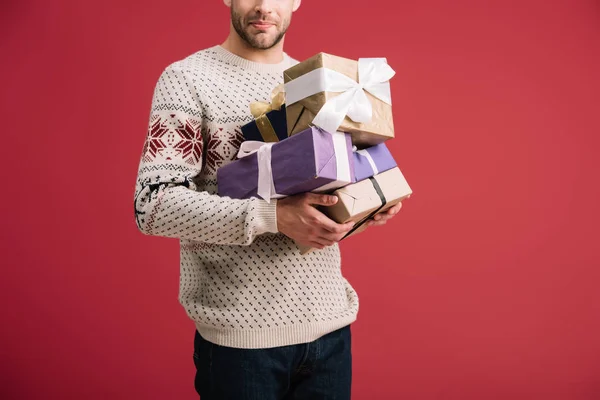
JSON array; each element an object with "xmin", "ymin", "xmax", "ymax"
[{"xmin": 217, "ymin": 52, "xmax": 412, "ymax": 253}]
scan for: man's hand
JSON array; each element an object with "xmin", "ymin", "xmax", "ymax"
[
  {"xmin": 367, "ymin": 202, "xmax": 403, "ymax": 227},
  {"xmin": 276, "ymin": 193, "xmax": 355, "ymax": 250}
]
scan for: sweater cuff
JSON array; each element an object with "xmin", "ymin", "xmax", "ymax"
[{"xmin": 252, "ymin": 199, "xmax": 279, "ymax": 234}]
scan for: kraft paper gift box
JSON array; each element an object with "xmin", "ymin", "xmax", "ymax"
[
  {"xmin": 241, "ymin": 85, "xmax": 289, "ymax": 143},
  {"xmin": 298, "ymin": 167, "xmax": 412, "ymax": 254},
  {"xmin": 217, "ymin": 126, "xmax": 355, "ymax": 201},
  {"xmin": 283, "ymin": 52, "xmax": 396, "ymax": 149},
  {"xmin": 352, "ymin": 142, "xmax": 397, "ymax": 182}
]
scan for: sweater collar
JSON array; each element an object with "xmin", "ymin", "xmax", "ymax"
[{"xmin": 212, "ymin": 45, "xmax": 294, "ymax": 73}]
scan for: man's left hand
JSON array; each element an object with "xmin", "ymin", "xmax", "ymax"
[{"xmin": 367, "ymin": 202, "xmax": 403, "ymax": 227}]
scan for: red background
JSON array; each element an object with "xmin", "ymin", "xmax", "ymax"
[{"xmin": 2, "ymin": 0, "xmax": 599, "ymax": 399}]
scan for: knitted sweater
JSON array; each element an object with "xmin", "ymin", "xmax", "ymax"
[{"xmin": 133, "ymin": 45, "xmax": 359, "ymax": 349}]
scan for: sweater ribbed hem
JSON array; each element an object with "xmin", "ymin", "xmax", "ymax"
[
  {"xmin": 195, "ymin": 314, "xmax": 357, "ymax": 349},
  {"xmin": 252, "ymin": 198, "xmax": 279, "ymax": 234},
  {"xmin": 212, "ymin": 45, "xmax": 294, "ymax": 73}
]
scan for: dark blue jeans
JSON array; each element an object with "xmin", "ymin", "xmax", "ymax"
[{"xmin": 193, "ymin": 325, "xmax": 352, "ymax": 400}]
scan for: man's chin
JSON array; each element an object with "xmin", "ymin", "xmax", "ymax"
[{"xmin": 247, "ymin": 36, "xmax": 278, "ymax": 50}]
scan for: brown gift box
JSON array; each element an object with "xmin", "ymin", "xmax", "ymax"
[
  {"xmin": 297, "ymin": 167, "xmax": 412, "ymax": 254},
  {"xmin": 283, "ymin": 52, "xmax": 395, "ymax": 149}
]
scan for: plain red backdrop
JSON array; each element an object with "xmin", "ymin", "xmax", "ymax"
[{"xmin": 1, "ymin": 0, "xmax": 599, "ymax": 399}]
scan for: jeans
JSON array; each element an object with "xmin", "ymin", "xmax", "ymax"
[{"xmin": 193, "ymin": 325, "xmax": 352, "ymax": 400}]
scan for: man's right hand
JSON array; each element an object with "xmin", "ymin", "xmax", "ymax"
[{"xmin": 275, "ymin": 193, "xmax": 355, "ymax": 250}]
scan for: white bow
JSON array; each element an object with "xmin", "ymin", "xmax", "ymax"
[
  {"xmin": 237, "ymin": 141, "xmax": 279, "ymax": 203},
  {"xmin": 285, "ymin": 58, "xmax": 395, "ymax": 134}
]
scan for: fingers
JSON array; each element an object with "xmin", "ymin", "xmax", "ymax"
[
  {"xmin": 318, "ymin": 230, "xmax": 348, "ymax": 243},
  {"xmin": 307, "ymin": 222, "xmax": 348, "ymax": 245},
  {"xmin": 373, "ymin": 213, "xmax": 391, "ymax": 222},
  {"xmin": 305, "ymin": 218, "xmax": 352, "ymax": 247},
  {"xmin": 373, "ymin": 203, "xmax": 403, "ymax": 221},
  {"xmin": 370, "ymin": 214, "xmax": 392, "ymax": 225},
  {"xmin": 304, "ymin": 193, "xmax": 338, "ymax": 207},
  {"xmin": 367, "ymin": 219, "xmax": 387, "ymax": 227},
  {"xmin": 310, "ymin": 231, "xmax": 346, "ymax": 248},
  {"xmin": 367, "ymin": 203, "xmax": 404, "ymax": 227},
  {"xmin": 318, "ymin": 216, "xmax": 355, "ymax": 234},
  {"xmin": 386, "ymin": 203, "xmax": 402, "ymax": 215},
  {"xmin": 303, "ymin": 203, "xmax": 354, "ymax": 234}
]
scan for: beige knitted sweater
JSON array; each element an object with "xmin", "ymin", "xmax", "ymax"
[{"xmin": 133, "ymin": 45, "xmax": 359, "ymax": 349}]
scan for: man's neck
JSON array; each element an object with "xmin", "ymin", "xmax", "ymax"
[{"xmin": 221, "ymin": 31, "xmax": 285, "ymax": 65}]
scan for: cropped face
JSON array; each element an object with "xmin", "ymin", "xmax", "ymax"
[{"xmin": 225, "ymin": 0, "xmax": 301, "ymax": 50}]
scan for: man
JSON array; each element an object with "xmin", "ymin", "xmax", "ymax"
[{"xmin": 133, "ymin": 0, "xmax": 401, "ymax": 398}]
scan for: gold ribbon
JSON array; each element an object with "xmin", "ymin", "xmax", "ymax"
[{"xmin": 249, "ymin": 84, "xmax": 286, "ymax": 143}]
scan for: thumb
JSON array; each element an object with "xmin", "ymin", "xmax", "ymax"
[{"xmin": 305, "ymin": 193, "xmax": 338, "ymax": 206}]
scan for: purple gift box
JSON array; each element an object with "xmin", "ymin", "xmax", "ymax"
[
  {"xmin": 352, "ymin": 143, "xmax": 397, "ymax": 182},
  {"xmin": 217, "ymin": 126, "xmax": 355, "ymax": 200}
]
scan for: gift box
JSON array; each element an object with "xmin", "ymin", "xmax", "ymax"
[
  {"xmin": 283, "ymin": 52, "xmax": 396, "ymax": 149},
  {"xmin": 352, "ymin": 142, "xmax": 397, "ymax": 182},
  {"xmin": 241, "ymin": 85, "xmax": 289, "ymax": 143},
  {"xmin": 217, "ymin": 126, "xmax": 355, "ymax": 201},
  {"xmin": 241, "ymin": 104, "xmax": 288, "ymax": 143},
  {"xmin": 297, "ymin": 167, "xmax": 412, "ymax": 254}
]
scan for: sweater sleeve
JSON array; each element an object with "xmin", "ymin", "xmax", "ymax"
[{"xmin": 133, "ymin": 64, "xmax": 279, "ymax": 245}]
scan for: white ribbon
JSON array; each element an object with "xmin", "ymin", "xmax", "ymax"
[
  {"xmin": 284, "ymin": 58, "xmax": 395, "ymax": 134},
  {"xmin": 356, "ymin": 149, "xmax": 379, "ymax": 176},
  {"xmin": 236, "ymin": 141, "xmax": 280, "ymax": 203}
]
